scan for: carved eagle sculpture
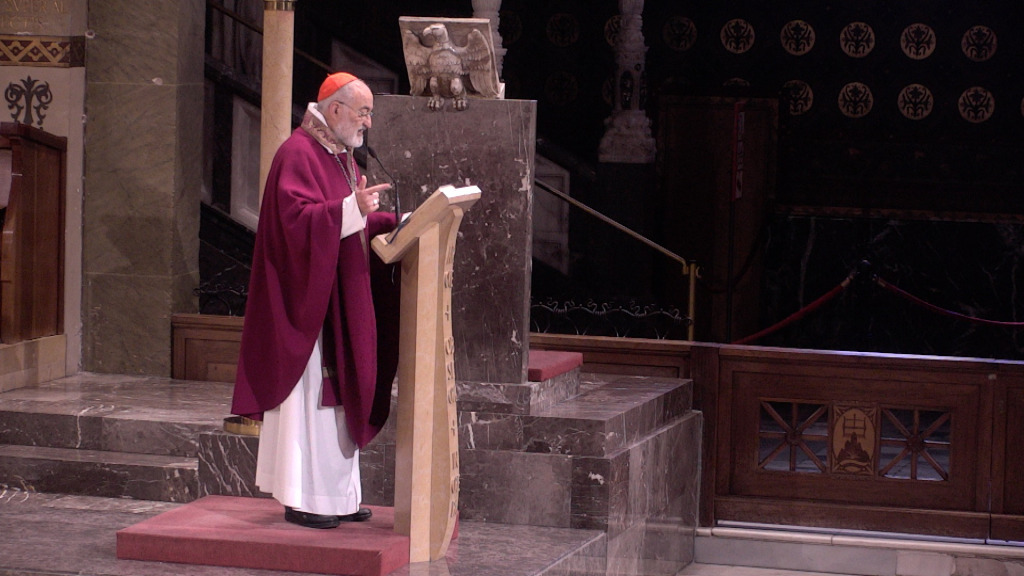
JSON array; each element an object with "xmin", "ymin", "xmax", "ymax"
[{"xmin": 402, "ymin": 23, "xmax": 500, "ymax": 111}]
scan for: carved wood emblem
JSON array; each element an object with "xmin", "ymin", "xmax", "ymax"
[{"xmin": 830, "ymin": 404, "xmax": 877, "ymax": 475}]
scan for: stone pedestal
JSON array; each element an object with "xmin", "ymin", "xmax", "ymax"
[{"xmin": 366, "ymin": 95, "xmax": 536, "ymax": 386}]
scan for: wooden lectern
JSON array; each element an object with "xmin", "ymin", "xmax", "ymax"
[{"xmin": 371, "ymin": 184, "xmax": 480, "ymax": 563}]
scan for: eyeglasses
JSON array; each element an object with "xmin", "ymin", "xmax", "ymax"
[{"xmin": 337, "ymin": 100, "xmax": 374, "ymax": 118}]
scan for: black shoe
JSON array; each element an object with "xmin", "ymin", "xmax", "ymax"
[
  {"xmin": 284, "ymin": 506, "xmax": 340, "ymax": 529},
  {"xmin": 338, "ymin": 507, "xmax": 372, "ymax": 522}
]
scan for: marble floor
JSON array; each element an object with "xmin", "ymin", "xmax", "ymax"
[
  {"xmin": 0, "ymin": 490, "xmax": 610, "ymax": 576},
  {"xmin": 679, "ymin": 567, "xmax": 857, "ymax": 576},
  {"xmin": 0, "ymin": 488, "xmax": 854, "ymax": 576}
]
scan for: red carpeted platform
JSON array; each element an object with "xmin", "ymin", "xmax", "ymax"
[
  {"xmin": 527, "ymin": 350, "xmax": 583, "ymax": 382},
  {"xmin": 116, "ymin": 496, "xmax": 409, "ymax": 576}
]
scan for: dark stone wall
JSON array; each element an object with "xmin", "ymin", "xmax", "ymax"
[{"xmin": 278, "ymin": 2, "xmax": 1024, "ymax": 359}]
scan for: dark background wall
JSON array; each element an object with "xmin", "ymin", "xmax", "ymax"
[{"xmin": 260, "ymin": 1, "xmax": 1024, "ymax": 359}]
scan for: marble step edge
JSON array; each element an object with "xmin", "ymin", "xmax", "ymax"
[
  {"xmin": 695, "ymin": 526, "xmax": 1024, "ymax": 576},
  {"xmin": 0, "ymin": 409, "xmax": 222, "ymax": 458},
  {"xmin": 0, "ymin": 443, "xmax": 199, "ymax": 468},
  {"xmin": 0, "ymin": 443, "xmax": 199, "ymax": 503},
  {"xmin": 457, "ymin": 377, "xmax": 694, "ymax": 457}
]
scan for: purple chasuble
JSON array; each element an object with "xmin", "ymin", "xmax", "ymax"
[{"xmin": 231, "ymin": 127, "xmax": 398, "ymax": 448}]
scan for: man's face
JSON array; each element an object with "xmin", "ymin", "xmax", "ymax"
[{"xmin": 327, "ymin": 83, "xmax": 374, "ymax": 148}]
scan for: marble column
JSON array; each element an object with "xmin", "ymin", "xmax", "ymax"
[
  {"xmin": 472, "ymin": 0, "xmax": 506, "ymax": 80},
  {"xmin": 259, "ymin": 1, "xmax": 295, "ymax": 204},
  {"xmin": 82, "ymin": 0, "xmax": 204, "ymax": 374},
  {"xmin": 598, "ymin": 0, "xmax": 656, "ymax": 164}
]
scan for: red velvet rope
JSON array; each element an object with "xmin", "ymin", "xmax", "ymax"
[
  {"xmin": 734, "ymin": 272, "xmax": 1024, "ymax": 345},
  {"xmin": 732, "ymin": 274, "xmax": 854, "ymax": 345},
  {"xmin": 873, "ymin": 276, "xmax": 1024, "ymax": 328}
]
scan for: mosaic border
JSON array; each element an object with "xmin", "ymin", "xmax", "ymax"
[{"xmin": 0, "ymin": 35, "xmax": 84, "ymax": 67}]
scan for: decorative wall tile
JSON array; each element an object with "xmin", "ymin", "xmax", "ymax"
[{"xmin": 0, "ymin": 35, "xmax": 83, "ymax": 67}]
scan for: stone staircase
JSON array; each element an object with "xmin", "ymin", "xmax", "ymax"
[
  {"xmin": 0, "ymin": 355, "xmax": 703, "ymax": 575},
  {"xmin": 0, "ymin": 373, "xmax": 227, "ymax": 502}
]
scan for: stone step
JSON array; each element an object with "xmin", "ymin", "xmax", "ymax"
[
  {"xmin": 0, "ymin": 409, "xmax": 220, "ymax": 457},
  {"xmin": 0, "ymin": 373, "xmax": 229, "ymax": 458},
  {"xmin": 458, "ymin": 375, "xmax": 693, "ymax": 457},
  {"xmin": 694, "ymin": 526, "xmax": 1024, "ymax": 576},
  {"xmin": 0, "ymin": 443, "xmax": 198, "ymax": 502}
]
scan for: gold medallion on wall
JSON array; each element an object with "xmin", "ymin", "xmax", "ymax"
[
  {"xmin": 782, "ymin": 80, "xmax": 814, "ymax": 115},
  {"xmin": 901, "ymin": 23, "xmax": 936, "ymax": 60},
  {"xmin": 781, "ymin": 20, "xmax": 815, "ymax": 56},
  {"xmin": 898, "ymin": 84, "xmax": 934, "ymax": 120},
  {"xmin": 838, "ymin": 82, "xmax": 873, "ymax": 118},
  {"xmin": 663, "ymin": 16, "xmax": 696, "ymax": 52},
  {"xmin": 547, "ymin": 13, "xmax": 580, "ymax": 48},
  {"xmin": 830, "ymin": 404, "xmax": 878, "ymax": 475},
  {"xmin": 840, "ymin": 22, "xmax": 875, "ymax": 58},
  {"xmin": 959, "ymin": 86, "xmax": 994, "ymax": 123},
  {"xmin": 544, "ymin": 71, "xmax": 579, "ymax": 107},
  {"xmin": 721, "ymin": 19, "xmax": 755, "ymax": 54},
  {"xmin": 961, "ymin": 25, "xmax": 996, "ymax": 62}
]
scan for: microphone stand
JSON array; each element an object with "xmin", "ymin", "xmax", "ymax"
[{"xmin": 366, "ymin": 144, "xmax": 409, "ymax": 242}]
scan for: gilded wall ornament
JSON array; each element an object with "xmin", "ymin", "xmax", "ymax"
[
  {"xmin": 720, "ymin": 18, "xmax": 755, "ymax": 54},
  {"xmin": 898, "ymin": 84, "xmax": 933, "ymax": 120},
  {"xmin": 781, "ymin": 20, "xmax": 815, "ymax": 56},
  {"xmin": 840, "ymin": 22, "xmax": 875, "ymax": 58},
  {"xmin": 958, "ymin": 86, "xmax": 993, "ymax": 123},
  {"xmin": 961, "ymin": 25, "xmax": 996, "ymax": 62},
  {"xmin": 838, "ymin": 82, "xmax": 873, "ymax": 118},
  {"xmin": 662, "ymin": 16, "xmax": 696, "ymax": 52},
  {"xmin": 901, "ymin": 23, "xmax": 936, "ymax": 60}
]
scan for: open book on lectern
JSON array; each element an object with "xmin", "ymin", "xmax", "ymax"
[{"xmin": 371, "ymin": 184, "xmax": 482, "ymax": 264}]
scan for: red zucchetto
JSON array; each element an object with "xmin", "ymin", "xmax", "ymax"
[{"xmin": 317, "ymin": 72, "xmax": 358, "ymax": 102}]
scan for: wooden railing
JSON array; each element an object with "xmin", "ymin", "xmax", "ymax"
[{"xmin": 176, "ymin": 315, "xmax": 1024, "ymax": 541}]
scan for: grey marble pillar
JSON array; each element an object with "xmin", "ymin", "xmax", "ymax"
[{"xmin": 82, "ymin": 0, "xmax": 204, "ymax": 374}]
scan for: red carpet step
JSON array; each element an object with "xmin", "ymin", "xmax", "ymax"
[
  {"xmin": 527, "ymin": 350, "xmax": 583, "ymax": 382},
  {"xmin": 116, "ymin": 495, "xmax": 409, "ymax": 576}
]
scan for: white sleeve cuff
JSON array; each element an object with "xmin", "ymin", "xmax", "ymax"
[{"xmin": 340, "ymin": 194, "xmax": 367, "ymax": 239}]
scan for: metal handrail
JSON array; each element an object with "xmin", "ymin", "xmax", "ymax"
[{"xmin": 533, "ymin": 178, "xmax": 700, "ymax": 340}]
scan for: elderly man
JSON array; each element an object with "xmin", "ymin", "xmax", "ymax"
[{"xmin": 232, "ymin": 72, "xmax": 399, "ymax": 529}]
